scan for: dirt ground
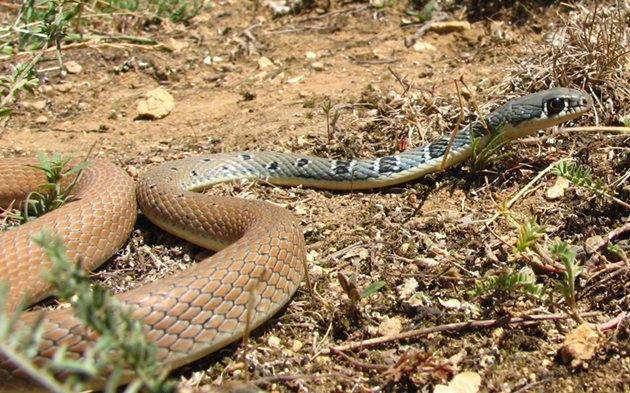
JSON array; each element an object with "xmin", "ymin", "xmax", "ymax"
[{"xmin": 1, "ymin": 0, "xmax": 629, "ymax": 392}]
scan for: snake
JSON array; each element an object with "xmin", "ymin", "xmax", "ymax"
[{"xmin": 0, "ymin": 87, "xmax": 592, "ymax": 390}]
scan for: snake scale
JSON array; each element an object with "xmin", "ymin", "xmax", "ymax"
[{"xmin": 0, "ymin": 87, "xmax": 592, "ymax": 390}]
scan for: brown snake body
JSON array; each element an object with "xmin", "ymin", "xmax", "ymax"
[{"xmin": 0, "ymin": 88, "xmax": 592, "ymax": 390}]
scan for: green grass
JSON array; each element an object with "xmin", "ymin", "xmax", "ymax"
[
  {"xmin": 0, "ymin": 230, "xmax": 174, "ymax": 392},
  {"xmin": 18, "ymin": 152, "xmax": 88, "ymax": 223},
  {"xmin": 0, "ymin": 0, "xmax": 203, "ymax": 117}
]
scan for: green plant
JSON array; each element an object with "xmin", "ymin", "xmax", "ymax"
[
  {"xmin": 606, "ymin": 241, "xmax": 627, "ymax": 262},
  {"xmin": 0, "ymin": 0, "xmax": 201, "ymax": 117},
  {"xmin": 549, "ymin": 240, "xmax": 582, "ymax": 320},
  {"xmin": 321, "ymin": 99, "xmax": 341, "ymax": 143},
  {"xmin": 506, "ymin": 213, "xmax": 586, "ymax": 320},
  {"xmin": 19, "ymin": 152, "xmax": 88, "ymax": 223},
  {"xmin": 0, "ymin": 54, "xmax": 42, "ymax": 117},
  {"xmin": 552, "ymin": 161, "xmax": 629, "ymax": 209},
  {"xmin": 0, "ymin": 230, "xmax": 175, "ymax": 392},
  {"xmin": 473, "ymin": 267, "xmax": 544, "ymax": 297},
  {"xmin": 13, "ymin": 0, "xmax": 78, "ymax": 53},
  {"xmin": 337, "ymin": 272, "xmax": 386, "ymax": 305},
  {"xmin": 513, "ymin": 216, "xmax": 547, "ymax": 253},
  {"xmin": 405, "ymin": 0, "xmax": 437, "ymax": 22},
  {"xmin": 0, "ymin": 0, "xmax": 79, "ymax": 117},
  {"xmin": 469, "ymin": 123, "xmax": 513, "ymax": 172},
  {"xmin": 154, "ymin": 0, "xmax": 202, "ymax": 23}
]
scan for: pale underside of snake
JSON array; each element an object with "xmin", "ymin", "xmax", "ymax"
[{"xmin": 0, "ymin": 87, "xmax": 592, "ymax": 390}]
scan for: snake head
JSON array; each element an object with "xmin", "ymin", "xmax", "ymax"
[{"xmin": 493, "ymin": 87, "xmax": 593, "ymax": 139}]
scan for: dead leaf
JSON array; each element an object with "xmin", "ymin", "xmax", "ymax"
[
  {"xmin": 545, "ymin": 176, "xmax": 570, "ymax": 200},
  {"xmin": 397, "ymin": 277, "xmax": 418, "ymax": 300},
  {"xmin": 438, "ymin": 298, "xmax": 461, "ymax": 309},
  {"xmin": 559, "ymin": 323, "xmax": 600, "ymax": 367}
]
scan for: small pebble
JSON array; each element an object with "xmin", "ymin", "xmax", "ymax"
[
  {"xmin": 34, "ymin": 115, "xmax": 48, "ymax": 124},
  {"xmin": 64, "ymin": 60, "xmax": 83, "ymax": 74},
  {"xmin": 258, "ymin": 56, "xmax": 274, "ymax": 70},
  {"xmin": 287, "ymin": 75, "xmax": 304, "ymax": 84},
  {"xmin": 412, "ymin": 41, "xmax": 437, "ymax": 52},
  {"xmin": 56, "ymin": 83, "xmax": 73, "ymax": 92},
  {"xmin": 136, "ymin": 87, "xmax": 175, "ymax": 119},
  {"xmin": 311, "ymin": 61, "xmax": 325, "ymax": 71}
]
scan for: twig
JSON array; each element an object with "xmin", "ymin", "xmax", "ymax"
[
  {"xmin": 325, "ymin": 312, "xmax": 600, "ymax": 354},
  {"xmin": 584, "ymin": 222, "xmax": 630, "ymax": 270},
  {"xmin": 559, "ymin": 126, "xmax": 630, "ymax": 133},
  {"xmin": 439, "ymin": 80, "xmax": 465, "ymax": 171},
  {"xmin": 599, "ymin": 311, "xmax": 627, "ymax": 331},
  {"xmin": 299, "ymin": 5, "xmax": 369, "ymax": 22},
  {"xmin": 329, "ymin": 347, "xmax": 388, "ymax": 371},
  {"xmin": 326, "ymin": 241, "xmax": 364, "ymax": 262},
  {"xmin": 512, "ymin": 378, "xmax": 553, "ymax": 393},
  {"xmin": 483, "ymin": 161, "xmax": 557, "ymax": 229},
  {"xmin": 387, "ymin": 66, "xmax": 413, "ymax": 95}
]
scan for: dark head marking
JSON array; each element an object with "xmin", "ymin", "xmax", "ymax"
[{"xmin": 295, "ymin": 158, "xmax": 309, "ymax": 168}]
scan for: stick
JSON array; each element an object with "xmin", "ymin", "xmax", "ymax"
[{"xmin": 325, "ymin": 312, "xmax": 600, "ymax": 353}]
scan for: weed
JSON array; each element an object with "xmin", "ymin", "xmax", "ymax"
[
  {"xmin": 154, "ymin": 0, "xmax": 202, "ymax": 23},
  {"xmin": 552, "ymin": 161, "xmax": 629, "ymax": 209},
  {"xmin": 321, "ymin": 99, "xmax": 341, "ymax": 143},
  {"xmin": 54, "ymin": 230, "xmax": 173, "ymax": 391},
  {"xmin": 338, "ymin": 272, "xmax": 386, "ymax": 305},
  {"xmin": 0, "ymin": 230, "xmax": 174, "ymax": 392},
  {"xmin": 0, "ymin": 293, "xmax": 58, "ymax": 390},
  {"xmin": 513, "ymin": 216, "xmax": 546, "ymax": 253},
  {"xmin": 549, "ymin": 239, "xmax": 582, "ymax": 321},
  {"xmin": 469, "ymin": 123, "xmax": 514, "ymax": 172},
  {"xmin": 0, "ymin": 0, "xmax": 202, "ymax": 117},
  {"xmin": 19, "ymin": 152, "xmax": 88, "ymax": 223},
  {"xmin": 473, "ymin": 267, "xmax": 544, "ymax": 297},
  {"xmin": 405, "ymin": 0, "xmax": 437, "ymax": 22}
]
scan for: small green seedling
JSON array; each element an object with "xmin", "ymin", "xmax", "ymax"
[
  {"xmin": 21, "ymin": 152, "xmax": 88, "ymax": 223},
  {"xmin": 338, "ymin": 272, "xmax": 386, "ymax": 305}
]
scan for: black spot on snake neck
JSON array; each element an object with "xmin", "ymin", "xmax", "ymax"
[
  {"xmin": 295, "ymin": 158, "xmax": 309, "ymax": 168},
  {"xmin": 378, "ymin": 156, "xmax": 399, "ymax": 174},
  {"xmin": 332, "ymin": 160, "xmax": 351, "ymax": 175},
  {"xmin": 267, "ymin": 161, "xmax": 279, "ymax": 171},
  {"xmin": 241, "ymin": 154, "xmax": 252, "ymax": 161},
  {"xmin": 428, "ymin": 140, "xmax": 448, "ymax": 159}
]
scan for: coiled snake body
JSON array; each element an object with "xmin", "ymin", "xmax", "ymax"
[{"xmin": 0, "ymin": 88, "xmax": 591, "ymax": 390}]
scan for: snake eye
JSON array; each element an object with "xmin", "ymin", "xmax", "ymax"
[{"xmin": 546, "ymin": 97, "xmax": 566, "ymax": 115}]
